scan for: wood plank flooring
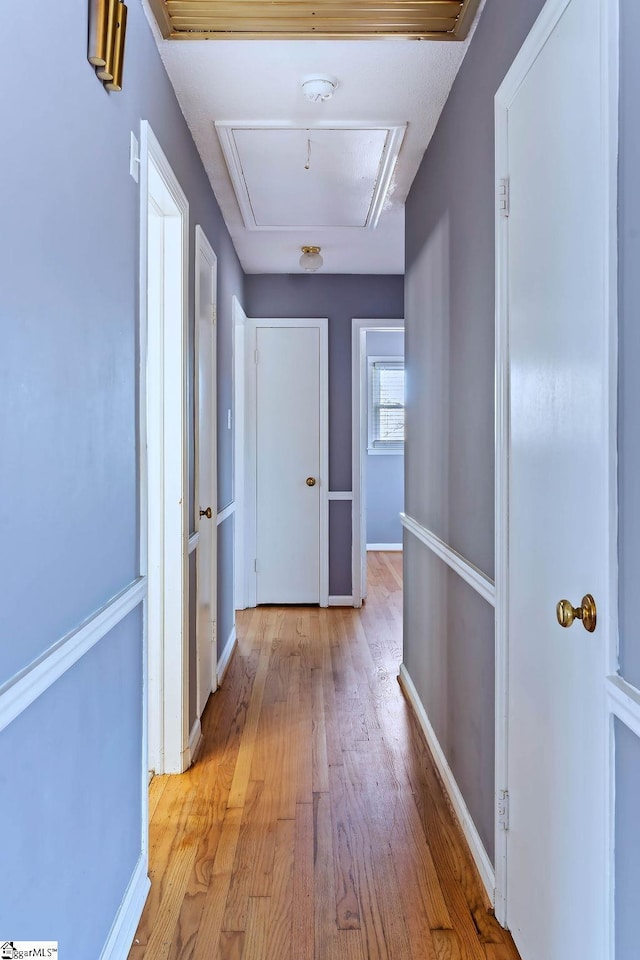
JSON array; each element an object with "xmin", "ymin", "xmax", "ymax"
[{"xmin": 129, "ymin": 552, "xmax": 520, "ymax": 960}]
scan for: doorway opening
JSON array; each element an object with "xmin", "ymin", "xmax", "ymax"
[{"xmin": 352, "ymin": 319, "xmax": 405, "ymax": 606}]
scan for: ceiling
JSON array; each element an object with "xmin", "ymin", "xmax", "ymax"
[{"xmin": 142, "ymin": 3, "xmax": 485, "ymax": 274}]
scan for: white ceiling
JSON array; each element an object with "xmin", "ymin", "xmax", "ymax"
[{"xmin": 142, "ymin": 4, "xmax": 484, "ymax": 274}]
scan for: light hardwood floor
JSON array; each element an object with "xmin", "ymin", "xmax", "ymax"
[{"xmin": 129, "ymin": 552, "xmax": 520, "ymax": 960}]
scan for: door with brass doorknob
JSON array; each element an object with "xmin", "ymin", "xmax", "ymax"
[
  {"xmin": 252, "ymin": 320, "xmax": 328, "ymax": 605},
  {"xmin": 499, "ymin": 7, "xmax": 613, "ymax": 956}
]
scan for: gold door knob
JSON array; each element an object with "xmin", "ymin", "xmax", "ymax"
[
  {"xmin": 556, "ymin": 594, "xmax": 597, "ymax": 633},
  {"xmin": 199, "ymin": 507, "xmax": 213, "ymax": 519},
  {"xmin": 306, "ymin": 477, "xmax": 316, "ymax": 487}
]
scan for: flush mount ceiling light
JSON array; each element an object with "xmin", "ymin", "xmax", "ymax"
[
  {"xmin": 301, "ymin": 75, "xmax": 338, "ymax": 103},
  {"xmin": 299, "ymin": 246, "xmax": 323, "ymax": 272}
]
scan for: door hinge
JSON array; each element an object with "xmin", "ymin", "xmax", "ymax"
[
  {"xmin": 253, "ymin": 558, "xmax": 258, "ymax": 573},
  {"xmin": 498, "ymin": 789, "xmax": 510, "ymax": 831},
  {"xmin": 211, "ymin": 619, "xmax": 217, "ymax": 646},
  {"xmin": 211, "ymin": 304, "xmax": 217, "ymax": 324},
  {"xmin": 254, "ymin": 349, "xmax": 259, "ymax": 365},
  {"xmin": 498, "ymin": 177, "xmax": 510, "ymax": 218}
]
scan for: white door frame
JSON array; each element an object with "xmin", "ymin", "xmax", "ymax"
[
  {"xmin": 194, "ymin": 225, "xmax": 218, "ymax": 719},
  {"xmin": 232, "ymin": 295, "xmax": 247, "ymax": 610},
  {"xmin": 351, "ymin": 318, "xmax": 404, "ymax": 608},
  {"xmin": 494, "ymin": 0, "xmax": 619, "ymax": 936},
  {"xmin": 245, "ymin": 318, "xmax": 329, "ymax": 608},
  {"xmin": 139, "ymin": 120, "xmax": 190, "ymax": 776}
]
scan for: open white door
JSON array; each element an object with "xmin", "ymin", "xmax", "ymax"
[
  {"xmin": 495, "ymin": 0, "xmax": 617, "ymax": 955},
  {"xmin": 195, "ymin": 226, "xmax": 217, "ymax": 719}
]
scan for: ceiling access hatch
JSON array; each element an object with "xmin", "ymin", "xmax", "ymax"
[
  {"xmin": 215, "ymin": 122, "xmax": 406, "ymax": 231},
  {"xmin": 147, "ymin": 0, "xmax": 481, "ymax": 40}
]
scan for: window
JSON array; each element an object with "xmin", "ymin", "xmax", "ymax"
[{"xmin": 368, "ymin": 357, "xmax": 405, "ymax": 453}]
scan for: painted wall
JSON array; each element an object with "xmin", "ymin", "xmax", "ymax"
[
  {"xmin": 365, "ymin": 330, "xmax": 404, "ymax": 546},
  {"xmin": 0, "ymin": 3, "xmax": 243, "ymax": 954},
  {"xmin": 617, "ymin": 1, "xmax": 640, "ymax": 952},
  {"xmin": 245, "ymin": 274, "xmax": 404, "ymax": 597},
  {"xmin": 403, "ymin": 0, "xmax": 547, "ymax": 866}
]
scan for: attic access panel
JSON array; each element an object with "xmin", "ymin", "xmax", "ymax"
[
  {"xmin": 148, "ymin": 0, "xmax": 481, "ymax": 40},
  {"xmin": 215, "ymin": 123, "xmax": 406, "ymax": 230}
]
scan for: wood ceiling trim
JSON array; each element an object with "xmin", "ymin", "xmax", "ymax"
[{"xmin": 149, "ymin": 0, "xmax": 481, "ymax": 40}]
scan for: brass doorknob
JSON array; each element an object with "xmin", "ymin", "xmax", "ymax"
[
  {"xmin": 556, "ymin": 594, "xmax": 597, "ymax": 633},
  {"xmin": 199, "ymin": 507, "xmax": 213, "ymax": 519},
  {"xmin": 306, "ymin": 477, "xmax": 316, "ymax": 487}
]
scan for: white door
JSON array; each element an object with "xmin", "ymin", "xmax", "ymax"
[
  {"xmin": 195, "ymin": 227, "xmax": 217, "ymax": 716},
  {"xmin": 497, "ymin": 0, "xmax": 615, "ymax": 956},
  {"xmin": 251, "ymin": 321, "xmax": 328, "ymax": 605}
]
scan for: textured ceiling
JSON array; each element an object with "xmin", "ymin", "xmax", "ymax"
[{"xmin": 142, "ymin": 3, "xmax": 485, "ymax": 273}]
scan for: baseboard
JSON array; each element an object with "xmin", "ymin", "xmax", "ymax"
[
  {"xmin": 398, "ymin": 663, "xmax": 495, "ymax": 904},
  {"xmin": 188, "ymin": 717, "xmax": 202, "ymax": 765},
  {"xmin": 328, "ymin": 595, "xmax": 354, "ymax": 606},
  {"xmin": 367, "ymin": 543, "xmax": 403, "ymax": 551},
  {"xmin": 217, "ymin": 626, "xmax": 237, "ymax": 686},
  {"xmin": 100, "ymin": 852, "xmax": 150, "ymax": 960}
]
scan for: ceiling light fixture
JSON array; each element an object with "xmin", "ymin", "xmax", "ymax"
[
  {"xmin": 301, "ymin": 75, "xmax": 338, "ymax": 103},
  {"xmin": 299, "ymin": 246, "xmax": 323, "ymax": 272}
]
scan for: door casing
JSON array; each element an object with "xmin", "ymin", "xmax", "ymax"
[
  {"xmin": 494, "ymin": 0, "xmax": 619, "ymax": 947},
  {"xmin": 139, "ymin": 120, "xmax": 190, "ymax": 777},
  {"xmin": 194, "ymin": 225, "xmax": 218, "ymax": 723}
]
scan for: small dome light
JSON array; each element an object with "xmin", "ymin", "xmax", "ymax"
[{"xmin": 299, "ymin": 246, "xmax": 323, "ymax": 272}]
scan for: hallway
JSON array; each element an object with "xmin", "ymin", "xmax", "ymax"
[{"xmin": 129, "ymin": 554, "xmax": 519, "ymax": 960}]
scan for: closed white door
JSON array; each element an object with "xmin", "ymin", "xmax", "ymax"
[
  {"xmin": 195, "ymin": 228, "xmax": 217, "ymax": 716},
  {"xmin": 253, "ymin": 322, "xmax": 327, "ymax": 604},
  {"xmin": 498, "ymin": 0, "xmax": 614, "ymax": 956}
]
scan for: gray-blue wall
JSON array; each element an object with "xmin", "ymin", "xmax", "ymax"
[
  {"xmin": 245, "ymin": 274, "xmax": 404, "ymax": 597},
  {"xmin": 404, "ymin": 0, "xmax": 548, "ymax": 864},
  {"xmin": 365, "ymin": 330, "xmax": 404, "ymax": 546},
  {"xmin": 0, "ymin": 2, "xmax": 243, "ymax": 953}
]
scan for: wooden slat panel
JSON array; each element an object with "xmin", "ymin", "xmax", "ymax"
[{"xmin": 152, "ymin": 0, "xmax": 479, "ymax": 39}]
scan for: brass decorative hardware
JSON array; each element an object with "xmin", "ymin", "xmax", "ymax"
[
  {"xmin": 306, "ymin": 477, "xmax": 317, "ymax": 487},
  {"xmin": 89, "ymin": 0, "xmax": 128, "ymax": 91},
  {"xmin": 556, "ymin": 594, "xmax": 597, "ymax": 633},
  {"xmin": 199, "ymin": 507, "xmax": 213, "ymax": 519}
]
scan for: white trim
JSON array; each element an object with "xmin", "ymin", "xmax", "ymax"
[
  {"xmin": 246, "ymin": 318, "xmax": 329, "ymax": 608},
  {"xmin": 215, "ymin": 121, "xmax": 406, "ymax": 232},
  {"xmin": 140, "ymin": 120, "xmax": 190, "ymax": 776},
  {"xmin": 400, "ymin": 513, "xmax": 495, "ymax": 607},
  {"xmin": 233, "ymin": 296, "xmax": 248, "ymax": 610},
  {"xmin": 99, "ymin": 853, "xmax": 150, "ymax": 960},
  {"xmin": 217, "ymin": 501, "xmax": 236, "ymax": 526},
  {"xmin": 607, "ymin": 676, "xmax": 640, "ymax": 741},
  {"xmin": 493, "ymin": 0, "xmax": 618, "ymax": 942},
  {"xmin": 328, "ymin": 491, "xmax": 353, "ymax": 501},
  {"xmin": 188, "ymin": 532, "xmax": 200, "ymax": 555},
  {"xmin": 187, "ymin": 716, "xmax": 203, "ymax": 765},
  {"xmin": 217, "ymin": 626, "xmax": 237, "ymax": 686},
  {"xmin": 367, "ymin": 543, "xmax": 402, "ymax": 552},
  {"xmin": 398, "ymin": 664, "xmax": 495, "ymax": 903},
  {"xmin": 352, "ymin": 319, "xmax": 404, "ymax": 608},
  {"xmin": 194, "ymin": 225, "xmax": 219, "ymax": 723},
  {"xmin": 328, "ymin": 596, "xmax": 354, "ymax": 607},
  {"xmin": 0, "ymin": 578, "xmax": 146, "ymax": 735}
]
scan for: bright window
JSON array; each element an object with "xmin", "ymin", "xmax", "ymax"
[{"xmin": 368, "ymin": 357, "xmax": 405, "ymax": 453}]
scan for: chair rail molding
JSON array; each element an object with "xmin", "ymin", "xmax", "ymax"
[{"xmin": 400, "ymin": 513, "xmax": 495, "ymax": 606}]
